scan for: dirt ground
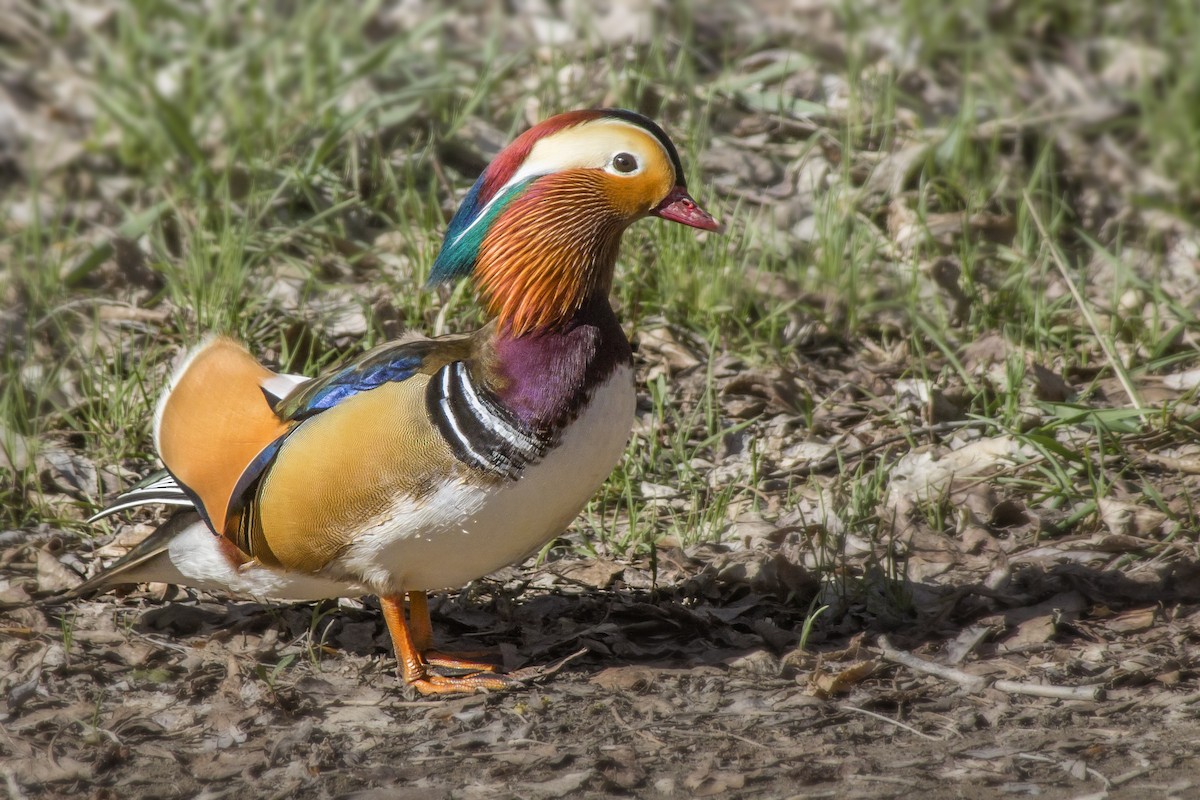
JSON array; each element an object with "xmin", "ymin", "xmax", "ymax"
[{"xmin": 4, "ymin": 523, "xmax": 1200, "ymax": 799}]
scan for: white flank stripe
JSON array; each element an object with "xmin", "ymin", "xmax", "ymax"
[
  {"xmin": 134, "ymin": 475, "xmax": 181, "ymax": 494},
  {"xmin": 87, "ymin": 496, "xmax": 194, "ymax": 524},
  {"xmin": 261, "ymin": 372, "xmax": 310, "ymax": 403}
]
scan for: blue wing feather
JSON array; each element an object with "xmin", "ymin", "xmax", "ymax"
[
  {"xmin": 275, "ymin": 348, "xmax": 425, "ymax": 421},
  {"xmin": 294, "ymin": 357, "xmax": 421, "ymax": 415}
]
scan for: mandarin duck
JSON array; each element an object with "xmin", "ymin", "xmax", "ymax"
[{"xmin": 73, "ymin": 108, "xmax": 718, "ymax": 694}]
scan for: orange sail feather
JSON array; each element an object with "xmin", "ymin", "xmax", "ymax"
[{"xmin": 154, "ymin": 337, "xmax": 290, "ymax": 535}]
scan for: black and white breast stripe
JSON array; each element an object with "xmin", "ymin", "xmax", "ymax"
[{"xmin": 427, "ymin": 361, "xmax": 549, "ymax": 478}]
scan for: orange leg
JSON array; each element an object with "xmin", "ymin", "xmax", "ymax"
[
  {"xmin": 407, "ymin": 590, "xmax": 501, "ymax": 674},
  {"xmin": 406, "ymin": 590, "xmax": 436, "ymax": 652},
  {"xmin": 380, "ymin": 594, "xmax": 512, "ymax": 695}
]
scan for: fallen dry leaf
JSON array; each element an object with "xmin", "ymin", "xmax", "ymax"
[
  {"xmin": 36, "ymin": 548, "xmax": 82, "ymax": 593},
  {"xmin": 808, "ymin": 659, "xmax": 878, "ymax": 697}
]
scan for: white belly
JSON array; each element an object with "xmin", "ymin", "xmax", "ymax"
[{"xmin": 338, "ymin": 365, "xmax": 635, "ymax": 593}]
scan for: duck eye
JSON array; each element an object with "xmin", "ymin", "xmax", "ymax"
[{"xmin": 612, "ymin": 152, "xmax": 638, "ymax": 173}]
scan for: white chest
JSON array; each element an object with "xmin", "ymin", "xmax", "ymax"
[{"xmin": 339, "ymin": 365, "xmax": 636, "ymax": 593}]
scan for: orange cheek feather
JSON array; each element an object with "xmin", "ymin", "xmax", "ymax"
[
  {"xmin": 603, "ymin": 169, "xmax": 674, "ymax": 217},
  {"xmin": 472, "ymin": 169, "xmax": 672, "ymax": 336}
]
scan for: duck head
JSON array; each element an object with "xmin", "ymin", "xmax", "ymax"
[{"xmin": 429, "ymin": 109, "xmax": 718, "ymax": 336}]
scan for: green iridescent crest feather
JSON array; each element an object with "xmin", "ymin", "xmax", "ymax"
[{"xmin": 429, "ymin": 177, "xmax": 535, "ymax": 284}]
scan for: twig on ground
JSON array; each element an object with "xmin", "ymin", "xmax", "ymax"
[
  {"xmin": 648, "ymin": 724, "xmax": 773, "ymax": 751},
  {"xmin": 837, "ymin": 704, "xmax": 944, "ymax": 741},
  {"xmin": 1110, "ymin": 766, "xmax": 1154, "ymax": 786},
  {"xmin": 603, "ymin": 710, "xmax": 772, "ymax": 750},
  {"xmin": 1130, "ymin": 449, "xmax": 1200, "ymax": 475},
  {"xmin": 1016, "ymin": 752, "xmax": 1111, "ymax": 788},
  {"xmin": 878, "ymin": 636, "xmax": 1106, "ymax": 701},
  {"xmin": 993, "ymin": 680, "xmax": 1105, "ymax": 701},
  {"xmin": 506, "ymin": 647, "xmax": 589, "ymax": 683},
  {"xmin": 878, "ymin": 635, "xmax": 988, "ymax": 692},
  {"xmin": 851, "ymin": 774, "xmax": 921, "ymax": 787}
]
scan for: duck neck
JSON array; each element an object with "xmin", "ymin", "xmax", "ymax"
[{"xmin": 486, "ymin": 292, "xmax": 631, "ymax": 431}]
